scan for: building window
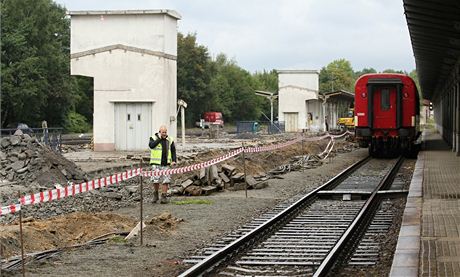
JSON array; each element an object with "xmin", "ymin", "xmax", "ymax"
[
  {"xmin": 127, "ymin": 114, "xmax": 131, "ymax": 121},
  {"xmin": 138, "ymin": 114, "xmax": 141, "ymax": 121},
  {"xmin": 381, "ymin": 88, "xmax": 390, "ymax": 111}
]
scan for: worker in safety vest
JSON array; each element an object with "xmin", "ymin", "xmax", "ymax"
[{"xmin": 149, "ymin": 125, "xmax": 177, "ymax": 204}]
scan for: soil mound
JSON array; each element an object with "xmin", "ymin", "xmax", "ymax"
[{"xmin": 0, "ymin": 212, "xmax": 136, "ymax": 258}]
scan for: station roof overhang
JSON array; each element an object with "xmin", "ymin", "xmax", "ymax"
[
  {"xmin": 320, "ymin": 90, "xmax": 354, "ymax": 101},
  {"xmin": 403, "ymin": 0, "xmax": 460, "ymax": 101}
]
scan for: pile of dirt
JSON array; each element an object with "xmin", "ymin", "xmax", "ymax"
[
  {"xmin": 0, "ymin": 212, "xmax": 136, "ymax": 259},
  {"xmin": 0, "ymin": 135, "xmax": 88, "ymax": 205},
  {"xmin": 146, "ymin": 212, "xmax": 183, "ymax": 233}
]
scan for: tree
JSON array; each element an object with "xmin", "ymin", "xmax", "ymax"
[
  {"xmin": 1, "ymin": 0, "xmax": 73, "ymax": 128},
  {"xmin": 252, "ymin": 69, "xmax": 278, "ymax": 121},
  {"xmin": 408, "ymin": 69, "xmax": 421, "ymax": 95},
  {"xmin": 354, "ymin": 67, "xmax": 377, "ymax": 79},
  {"xmin": 319, "ymin": 59, "xmax": 355, "ymax": 93},
  {"xmin": 207, "ymin": 54, "xmax": 262, "ymax": 122},
  {"xmin": 177, "ymin": 33, "xmax": 212, "ymax": 126},
  {"xmin": 382, "ymin": 69, "xmax": 406, "ymax": 74}
]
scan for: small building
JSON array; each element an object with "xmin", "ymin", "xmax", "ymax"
[
  {"xmin": 277, "ymin": 70, "xmax": 355, "ymax": 132},
  {"xmin": 321, "ymin": 90, "xmax": 355, "ymax": 130},
  {"xmin": 277, "ymin": 70, "xmax": 323, "ymax": 132},
  {"xmin": 69, "ymin": 10, "xmax": 181, "ymax": 151}
]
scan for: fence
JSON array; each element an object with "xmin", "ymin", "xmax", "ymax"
[
  {"xmin": 0, "ymin": 127, "xmax": 63, "ymax": 152},
  {"xmin": 236, "ymin": 121, "xmax": 285, "ymax": 135}
]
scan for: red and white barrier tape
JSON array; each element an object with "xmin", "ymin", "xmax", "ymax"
[
  {"xmin": 1, "ymin": 131, "xmax": 353, "ymax": 216},
  {"xmin": 0, "ymin": 168, "xmax": 141, "ymax": 217},
  {"xmin": 143, "ymin": 148, "xmax": 244, "ymax": 177}
]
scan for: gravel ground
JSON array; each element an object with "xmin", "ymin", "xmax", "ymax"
[{"xmin": 1, "ymin": 148, "xmax": 368, "ymax": 276}]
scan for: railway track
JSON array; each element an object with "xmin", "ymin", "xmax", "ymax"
[{"xmin": 180, "ymin": 156, "xmax": 406, "ymax": 276}]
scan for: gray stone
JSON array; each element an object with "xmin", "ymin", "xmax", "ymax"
[
  {"xmin": 8, "ymin": 156, "xmax": 19, "ymax": 162},
  {"xmin": 181, "ymin": 179, "xmax": 194, "ymax": 189},
  {"xmin": 60, "ymin": 168, "xmax": 68, "ymax": 176},
  {"xmin": 0, "ymin": 151, "xmax": 6, "ymax": 161},
  {"xmin": 16, "ymin": 166, "xmax": 29, "ymax": 174},
  {"xmin": 104, "ymin": 192, "xmax": 122, "ymax": 200},
  {"xmin": 0, "ymin": 138, "xmax": 10, "ymax": 148},
  {"xmin": 25, "ymin": 149, "xmax": 34, "ymax": 157},
  {"xmin": 125, "ymin": 186, "xmax": 138, "ymax": 194},
  {"xmin": 7, "ymin": 172, "xmax": 14, "ymax": 181},
  {"xmin": 11, "ymin": 161, "xmax": 25, "ymax": 171},
  {"xmin": 10, "ymin": 136, "xmax": 21, "ymax": 146},
  {"xmin": 18, "ymin": 153, "xmax": 27, "ymax": 160}
]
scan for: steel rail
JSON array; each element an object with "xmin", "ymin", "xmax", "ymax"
[
  {"xmin": 313, "ymin": 156, "xmax": 404, "ymax": 277},
  {"xmin": 178, "ymin": 156, "xmax": 371, "ymax": 277}
]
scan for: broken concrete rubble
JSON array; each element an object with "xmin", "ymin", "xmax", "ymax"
[{"xmin": 0, "ymin": 134, "xmax": 89, "ymax": 208}]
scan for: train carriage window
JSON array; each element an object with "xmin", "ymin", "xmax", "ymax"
[{"xmin": 381, "ymin": 88, "xmax": 390, "ymax": 110}]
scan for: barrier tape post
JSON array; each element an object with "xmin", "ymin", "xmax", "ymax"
[
  {"xmin": 1, "ymin": 240, "xmax": 4, "ymax": 276},
  {"xmin": 18, "ymin": 192, "xmax": 25, "ymax": 277},
  {"xmin": 139, "ymin": 158, "xmax": 144, "ymax": 246},
  {"xmin": 301, "ymin": 133, "xmax": 304, "ymax": 153},
  {"xmin": 242, "ymin": 142, "xmax": 248, "ymax": 199}
]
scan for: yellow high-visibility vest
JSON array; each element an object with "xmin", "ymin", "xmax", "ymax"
[{"xmin": 150, "ymin": 136, "xmax": 174, "ymax": 165}]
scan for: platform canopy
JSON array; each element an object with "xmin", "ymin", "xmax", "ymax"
[{"xmin": 403, "ymin": 0, "xmax": 460, "ymax": 100}]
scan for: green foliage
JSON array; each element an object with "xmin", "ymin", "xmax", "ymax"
[
  {"xmin": 108, "ymin": 235, "xmax": 128, "ymax": 244},
  {"xmin": 177, "ymin": 33, "xmax": 270, "ymax": 125},
  {"xmin": 319, "ymin": 59, "xmax": 355, "ymax": 93},
  {"xmin": 354, "ymin": 67, "xmax": 377, "ymax": 79},
  {"xmin": 70, "ymin": 76, "xmax": 94, "ymax": 124},
  {"xmin": 252, "ymin": 70, "xmax": 278, "ymax": 121},
  {"xmin": 408, "ymin": 69, "xmax": 421, "ymax": 95},
  {"xmin": 64, "ymin": 111, "xmax": 91, "ymax": 133},
  {"xmin": 177, "ymin": 33, "xmax": 212, "ymax": 126},
  {"xmin": 1, "ymin": 0, "xmax": 73, "ymax": 128},
  {"xmin": 172, "ymin": 199, "xmax": 213, "ymax": 205},
  {"xmin": 382, "ymin": 69, "xmax": 406, "ymax": 74}
]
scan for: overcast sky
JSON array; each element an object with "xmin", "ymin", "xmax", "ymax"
[{"xmin": 54, "ymin": 0, "xmax": 415, "ymax": 73}]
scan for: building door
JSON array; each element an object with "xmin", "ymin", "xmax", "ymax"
[
  {"xmin": 373, "ymin": 87, "xmax": 397, "ymax": 129},
  {"xmin": 115, "ymin": 103, "xmax": 152, "ymax": 150},
  {"xmin": 284, "ymin": 112, "xmax": 299, "ymax": 132}
]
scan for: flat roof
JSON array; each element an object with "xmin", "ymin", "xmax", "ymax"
[
  {"xmin": 68, "ymin": 9, "xmax": 181, "ymax": 20},
  {"xmin": 276, "ymin": 69, "xmax": 319, "ymax": 74}
]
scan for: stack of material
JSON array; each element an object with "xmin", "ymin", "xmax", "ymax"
[
  {"xmin": 169, "ymin": 163, "xmax": 268, "ymax": 196},
  {"xmin": 0, "ymin": 135, "xmax": 88, "ymax": 204}
]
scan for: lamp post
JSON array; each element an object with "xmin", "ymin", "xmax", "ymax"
[
  {"xmin": 177, "ymin": 99, "xmax": 188, "ymax": 146},
  {"xmin": 254, "ymin": 90, "xmax": 278, "ymax": 124}
]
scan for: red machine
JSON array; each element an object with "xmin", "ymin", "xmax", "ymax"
[
  {"xmin": 354, "ymin": 73, "xmax": 420, "ymax": 157},
  {"xmin": 195, "ymin": 112, "xmax": 224, "ymax": 128}
]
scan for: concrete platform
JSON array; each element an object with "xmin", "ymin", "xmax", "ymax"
[{"xmin": 390, "ymin": 129, "xmax": 460, "ymax": 276}]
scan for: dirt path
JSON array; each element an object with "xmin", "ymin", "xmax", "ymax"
[{"xmin": 5, "ymin": 148, "xmax": 368, "ymax": 277}]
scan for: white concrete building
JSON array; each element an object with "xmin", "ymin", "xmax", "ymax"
[
  {"xmin": 277, "ymin": 70, "xmax": 324, "ymax": 132},
  {"xmin": 69, "ymin": 10, "xmax": 181, "ymax": 151}
]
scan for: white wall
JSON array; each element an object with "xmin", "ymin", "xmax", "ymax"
[
  {"xmin": 71, "ymin": 11, "xmax": 179, "ymax": 55},
  {"xmin": 70, "ymin": 10, "xmax": 179, "ymax": 151},
  {"xmin": 277, "ymin": 70, "xmax": 321, "ymax": 131}
]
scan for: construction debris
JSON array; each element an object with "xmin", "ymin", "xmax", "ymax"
[{"xmin": 0, "ymin": 135, "xmax": 88, "ymax": 205}]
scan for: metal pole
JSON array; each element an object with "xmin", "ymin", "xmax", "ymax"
[
  {"xmin": 242, "ymin": 143, "xmax": 247, "ymax": 199},
  {"xmin": 301, "ymin": 134, "xmax": 304, "ymax": 153},
  {"xmin": 181, "ymin": 106, "xmax": 185, "ymax": 146},
  {"xmin": 18, "ymin": 192, "xmax": 25, "ymax": 277},
  {"xmin": 139, "ymin": 158, "xmax": 144, "ymax": 246},
  {"xmin": 270, "ymin": 97, "xmax": 274, "ymax": 124}
]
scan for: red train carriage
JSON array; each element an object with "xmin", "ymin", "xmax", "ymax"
[{"xmin": 354, "ymin": 73, "xmax": 421, "ymax": 157}]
